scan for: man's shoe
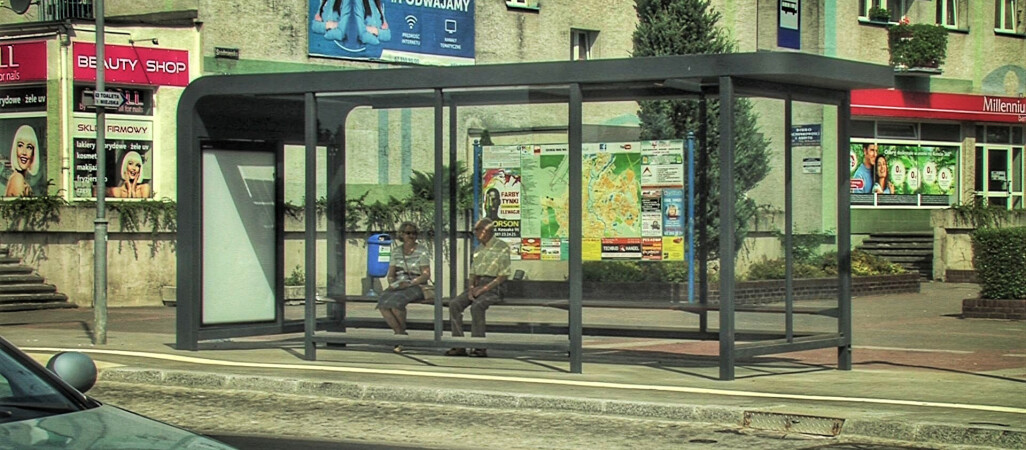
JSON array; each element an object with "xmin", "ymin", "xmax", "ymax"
[
  {"xmin": 445, "ymin": 347, "xmax": 468, "ymax": 356},
  {"xmin": 393, "ymin": 344, "xmax": 403, "ymax": 354},
  {"xmin": 470, "ymin": 348, "xmax": 488, "ymax": 358}
]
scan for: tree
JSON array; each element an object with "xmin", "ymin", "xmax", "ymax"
[{"xmin": 633, "ymin": 0, "xmax": 771, "ymax": 260}]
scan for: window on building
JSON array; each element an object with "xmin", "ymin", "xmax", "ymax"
[
  {"xmin": 506, "ymin": 0, "xmax": 539, "ymax": 10},
  {"xmin": 936, "ymin": 0, "xmax": 959, "ymax": 28},
  {"xmin": 571, "ymin": 29, "xmax": 597, "ymax": 61},
  {"xmin": 861, "ymin": 0, "xmax": 911, "ymax": 22},
  {"xmin": 996, "ymin": 0, "xmax": 1024, "ymax": 32},
  {"xmin": 877, "ymin": 121, "xmax": 918, "ymax": 139}
]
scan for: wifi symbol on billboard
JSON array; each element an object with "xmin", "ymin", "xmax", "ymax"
[{"xmin": 405, "ymin": 15, "xmax": 418, "ymax": 29}]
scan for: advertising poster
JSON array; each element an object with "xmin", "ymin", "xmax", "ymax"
[
  {"xmin": 641, "ymin": 189, "xmax": 663, "ymax": 237},
  {"xmin": 0, "ymin": 117, "xmax": 47, "ymax": 197},
  {"xmin": 600, "ymin": 238, "xmax": 642, "ymax": 259},
  {"xmin": 641, "ymin": 237, "xmax": 662, "ymax": 261},
  {"xmin": 640, "ymin": 140, "xmax": 684, "ymax": 187},
  {"xmin": 72, "ymin": 117, "xmax": 154, "ymax": 199},
  {"xmin": 520, "ymin": 237, "xmax": 541, "ymax": 260},
  {"xmin": 850, "ymin": 142, "xmax": 957, "ymax": 206},
  {"xmin": 308, "ymin": 0, "xmax": 475, "ymax": 66},
  {"xmin": 662, "ymin": 188, "xmax": 684, "ymax": 236}
]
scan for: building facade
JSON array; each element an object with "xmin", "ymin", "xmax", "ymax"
[{"xmin": 0, "ymin": 0, "xmax": 1022, "ymax": 306}]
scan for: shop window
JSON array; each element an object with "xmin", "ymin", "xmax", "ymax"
[
  {"xmin": 851, "ymin": 120, "xmax": 875, "ymax": 138},
  {"xmin": 572, "ymin": 29, "xmax": 597, "ymax": 61},
  {"xmin": 877, "ymin": 121, "xmax": 918, "ymax": 139},
  {"xmin": 921, "ymin": 123, "xmax": 961, "ymax": 141},
  {"xmin": 936, "ymin": 0, "xmax": 967, "ymax": 29},
  {"xmin": 1014, "ymin": 126, "xmax": 1024, "ymax": 144},
  {"xmin": 985, "ymin": 125, "xmax": 1012, "ymax": 144},
  {"xmin": 995, "ymin": 0, "xmax": 1025, "ymax": 33}
]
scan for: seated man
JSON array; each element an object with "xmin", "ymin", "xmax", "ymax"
[{"xmin": 446, "ymin": 218, "xmax": 511, "ymax": 357}]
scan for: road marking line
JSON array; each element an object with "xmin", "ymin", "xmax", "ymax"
[
  {"xmin": 1004, "ymin": 354, "xmax": 1026, "ymax": 358},
  {"xmin": 854, "ymin": 346, "xmax": 973, "ymax": 354},
  {"xmin": 23, "ymin": 347, "xmax": 1026, "ymax": 416}
]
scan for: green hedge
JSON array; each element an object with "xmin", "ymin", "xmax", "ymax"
[{"xmin": 971, "ymin": 227, "xmax": 1026, "ymax": 299}]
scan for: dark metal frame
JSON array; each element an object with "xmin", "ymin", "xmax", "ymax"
[{"xmin": 175, "ymin": 53, "xmax": 892, "ymax": 380}]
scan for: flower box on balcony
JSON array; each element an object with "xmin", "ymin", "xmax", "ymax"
[{"xmin": 888, "ymin": 23, "xmax": 948, "ymax": 71}]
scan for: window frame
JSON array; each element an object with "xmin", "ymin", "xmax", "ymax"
[
  {"xmin": 995, "ymin": 0, "xmax": 1023, "ymax": 33},
  {"xmin": 571, "ymin": 29, "xmax": 597, "ymax": 61},
  {"xmin": 937, "ymin": 0, "xmax": 959, "ymax": 29}
]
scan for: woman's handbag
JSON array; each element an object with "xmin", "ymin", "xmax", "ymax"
[{"xmin": 419, "ymin": 283, "xmax": 435, "ymax": 300}]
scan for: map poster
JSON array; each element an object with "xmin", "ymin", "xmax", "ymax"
[
  {"xmin": 662, "ymin": 189, "xmax": 684, "ymax": 236},
  {"xmin": 583, "ymin": 142, "xmax": 642, "ymax": 238},
  {"xmin": 640, "ymin": 140, "xmax": 684, "ymax": 187},
  {"xmin": 641, "ymin": 189, "xmax": 663, "ymax": 237},
  {"xmin": 642, "ymin": 238, "xmax": 662, "ymax": 261},
  {"xmin": 601, "ymin": 238, "xmax": 642, "ymax": 260},
  {"xmin": 662, "ymin": 236, "xmax": 685, "ymax": 261},
  {"xmin": 520, "ymin": 238, "xmax": 541, "ymax": 260}
]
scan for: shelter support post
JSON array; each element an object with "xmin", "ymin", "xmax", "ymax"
[
  {"xmin": 837, "ymin": 94, "xmax": 853, "ymax": 370},
  {"xmin": 449, "ymin": 102, "xmax": 459, "ymax": 318},
  {"xmin": 434, "ymin": 90, "xmax": 445, "ymax": 341},
  {"xmin": 717, "ymin": 76, "xmax": 736, "ymax": 381},
  {"xmin": 784, "ymin": 96, "xmax": 794, "ymax": 342},
  {"xmin": 304, "ymin": 93, "xmax": 317, "ymax": 360},
  {"xmin": 697, "ymin": 96, "xmax": 710, "ymax": 333},
  {"xmin": 568, "ymin": 84, "xmax": 583, "ymax": 374}
]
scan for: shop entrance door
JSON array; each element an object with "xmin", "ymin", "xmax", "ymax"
[{"xmin": 976, "ymin": 145, "xmax": 1025, "ymax": 209}]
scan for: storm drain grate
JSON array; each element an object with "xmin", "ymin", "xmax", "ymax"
[{"xmin": 743, "ymin": 411, "xmax": 845, "ymax": 436}]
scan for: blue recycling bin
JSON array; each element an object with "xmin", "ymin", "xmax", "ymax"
[{"xmin": 366, "ymin": 234, "xmax": 392, "ymax": 296}]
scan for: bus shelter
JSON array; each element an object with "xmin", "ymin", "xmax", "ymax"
[{"xmin": 175, "ymin": 52, "xmax": 893, "ymax": 380}]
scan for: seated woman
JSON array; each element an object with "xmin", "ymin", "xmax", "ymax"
[
  {"xmin": 377, "ymin": 221, "xmax": 431, "ymax": 352},
  {"xmin": 354, "ymin": 0, "xmax": 390, "ymax": 45}
]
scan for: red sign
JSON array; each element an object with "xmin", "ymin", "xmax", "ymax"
[
  {"xmin": 73, "ymin": 42, "xmax": 189, "ymax": 87},
  {"xmin": 852, "ymin": 89, "xmax": 1026, "ymax": 124},
  {"xmin": 0, "ymin": 41, "xmax": 48, "ymax": 84}
]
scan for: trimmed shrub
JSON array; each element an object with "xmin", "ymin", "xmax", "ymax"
[{"xmin": 971, "ymin": 227, "xmax": 1026, "ymax": 299}]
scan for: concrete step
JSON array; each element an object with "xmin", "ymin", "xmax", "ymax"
[
  {"xmin": 860, "ymin": 241, "xmax": 933, "ymax": 249},
  {"xmin": 0, "ymin": 301, "xmax": 77, "ymax": 312},
  {"xmin": 0, "ymin": 292, "xmax": 69, "ymax": 304},
  {"xmin": 0, "ymin": 283, "xmax": 57, "ymax": 294},
  {"xmin": 0, "ymin": 273, "xmax": 45, "ymax": 284},
  {"xmin": 0, "ymin": 264, "xmax": 34, "ymax": 275}
]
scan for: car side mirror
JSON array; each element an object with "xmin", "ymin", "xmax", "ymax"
[{"xmin": 46, "ymin": 352, "xmax": 97, "ymax": 393}]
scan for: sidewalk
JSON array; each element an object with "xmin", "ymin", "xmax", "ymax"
[{"xmin": 2, "ymin": 282, "xmax": 1024, "ymax": 448}]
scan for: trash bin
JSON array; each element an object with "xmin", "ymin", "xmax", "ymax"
[{"xmin": 366, "ymin": 233, "xmax": 392, "ymax": 278}]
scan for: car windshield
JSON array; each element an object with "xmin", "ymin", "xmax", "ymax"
[{"xmin": 0, "ymin": 344, "xmax": 82, "ymax": 423}]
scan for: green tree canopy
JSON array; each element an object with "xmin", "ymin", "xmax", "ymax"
[{"xmin": 633, "ymin": 0, "xmax": 771, "ymax": 260}]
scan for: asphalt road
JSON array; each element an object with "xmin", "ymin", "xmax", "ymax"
[{"xmin": 88, "ymin": 382, "xmax": 937, "ymax": 450}]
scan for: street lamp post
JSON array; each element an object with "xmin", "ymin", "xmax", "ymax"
[{"xmin": 93, "ymin": 0, "xmax": 109, "ymax": 345}]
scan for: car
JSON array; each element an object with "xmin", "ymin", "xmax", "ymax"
[{"xmin": 0, "ymin": 335, "xmax": 234, "ymax": 449}]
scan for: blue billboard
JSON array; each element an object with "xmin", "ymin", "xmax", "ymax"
[{"xmin": 309, "ymin": 0, "xmax": 475, "ymax": 66}]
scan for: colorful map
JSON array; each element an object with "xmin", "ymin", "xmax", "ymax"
[{"xmin": 582, "ymin": 144, "xmax": 641, "ymax": 238}]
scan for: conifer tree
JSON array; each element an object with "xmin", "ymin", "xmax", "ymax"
[{"xmin": 633, "ymin": 0, "xmax": 770, "ymax": 260}]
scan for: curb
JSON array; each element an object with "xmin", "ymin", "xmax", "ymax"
[{"xmin": 98, "ymin": 367, "xmax": 1025, "ymax": 449}]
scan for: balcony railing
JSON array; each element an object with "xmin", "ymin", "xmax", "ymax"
[{"xmin": 40, "ymin": 0, "xmax": 94, "ymax": 22}]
